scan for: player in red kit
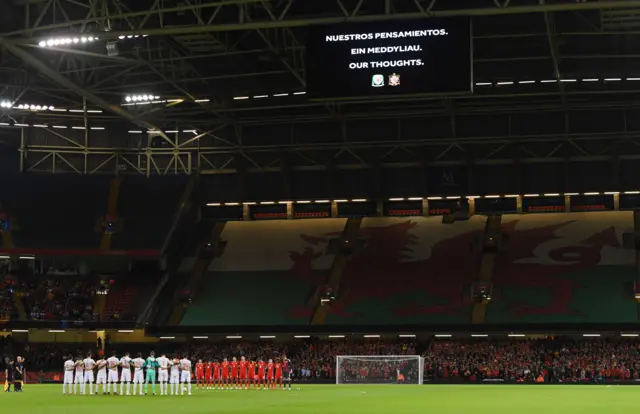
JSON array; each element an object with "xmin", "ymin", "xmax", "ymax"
[
  {"xmin": 248, "ymin": 360, "xmax": 256, "ymax": 389},
  {"xmin": 221, "ymin": 358, "xmax": 230, "ymax": 390},
  {"xmin": 267, "ymin": 358, "xmax": 275, "ymax": 389},
  {"xmin": 274, "ymin": 358, "xmax": 283, "ymax": 389},
  {"xmin": 257, "ymin": 358, "xmax": 266, "ymax": 390},
  {"xmin": 205, "ymin": 360, "xmax": 213, "ymax": 389},
  {"xmin": 213, "ymin": 359, "xmax": 221, "ymax": 390},
  {"xmin": 239, "ymin": 356, "xmax": 248, "ymax": 390},
  {"xmin": 230, "ymin": 357, "xmax": 239, "ymax": 389},
  {"xmin": 195, "ymin": 360, "xmax": 205, "ymax": 389}
]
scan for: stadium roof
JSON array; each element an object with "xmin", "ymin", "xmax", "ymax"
[{"xmin": 1, "ymin": 0, "xmax": 640, "ymax": 177}]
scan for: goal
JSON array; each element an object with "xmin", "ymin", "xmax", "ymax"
[{"xmin": 336, "ymin": 355, "xmax": 424, "ymax": 385}]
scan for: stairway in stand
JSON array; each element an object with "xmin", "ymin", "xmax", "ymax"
[
  {"xmin": 311, "ymin": 217, "xmax": 363, "ymax": 325},
  {"xmin": 167, "ymin": 221, "xmax": 227, "ymax": 326}
]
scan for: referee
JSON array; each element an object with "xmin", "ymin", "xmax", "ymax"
[
  {"xmin": 13, "ymin": 356, "xmax": 24, "ymax": 392},
  {"xmin": 4, "ymin": 358, "xmax": 14, "ymax": 392}
]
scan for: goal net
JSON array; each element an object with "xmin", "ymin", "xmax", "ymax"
[{"xmin": 336, "ymin": 355, "xmax": 423, "ymax": 385}]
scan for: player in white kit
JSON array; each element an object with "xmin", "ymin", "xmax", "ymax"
[
  {"xmin": 179, "ymin": 356, "xmax": 192, "ymax": 396},
  {"xmin": 74, "ymin": 355, "xmax": 85, "ymax": 395},
  {"xmin": 82, "ymin": 353, "xmax": 96, "ymax": 395},
  {"xmin": 63, "ymin": 355, "xmax": 76, "ymax": 395},
  {"xmin": 96, "ymin": 357, "xmax": 108, "ymax": 395},
  {"xmin": 132, "ymin": 353, "xmax": 146, "ymax": 396},
  {"xmin": 156, "ymin": 353, "xmax": 171, "ymax": 396},
  {"xmin": 119, "ymin": 352, "xmax": 132, "ymax": 395},
  {"xmin": 169, "ymin": 357, "xmax": 180, "ymax": 396},
  {"xmin": 106, "ymin": 351, "xmax": 120, "ymax": 395}
]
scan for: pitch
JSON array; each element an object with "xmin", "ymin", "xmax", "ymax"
[{"xmin": 1, "ymin": 384, "xmax": 635, "ymax": 413}]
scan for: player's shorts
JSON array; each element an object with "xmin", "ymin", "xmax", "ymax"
[
  {"xmin": 239, "ymin": 372, "xmax": 246, "ymax": 379},
  {"xmin": 267, "ymin": 373, "xmax": 274, "ymax": 380},
  {"xmin": 282, "ymin": 371, "xmax": 291, "ymax": 380},
  {"xmin": 231, "ymin": 371, "xmax": 238, "ymax": 379},
  {"xmin": 96, "ymin": 372, "xmax": 107, "ymax": 384},
  {"xmin": 133, "ymin": 371, "xmax": 144, "ymax": 384},
  {"xmin": 257, "ymin": 373, "xmax": 265, "ymax": 380},
  {"xmin": 180, "ymin": 372, "xmax": 191, "ymax": 383},
  {"xmin": 170, "ymin": 374, "xmax": 180, "ymax": 384},
  {"xmin": 121, "ymin": 370, "xmax": 132, "ymax": 382},
  {"xmin": 84, "ymin": 371, "xmax": 95, "ymax": 383},
  {"xmin": 108, "ymin": 370, "xmax": 119, "ymax": 382},
  {"xmin": 64, "ymin": 371, "xmax": 74, "ymax": 384},
  {"xmin": 275, "ymin": 373, "xmax": 283, "ymax": 380},
  {"xmin": 158, "ymin": 370, "xmax": 169, "ymax": 382},
  {"xmin": 196, "ymin": 372, "xmax": 204, "ymax": 380},
  {"xmin": 74, "ymin": 372, "xmax": 85, "ymax": 383}
]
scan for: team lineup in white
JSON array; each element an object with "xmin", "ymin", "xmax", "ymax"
[{"xmin": 63, "ymin": 351, "xmax": 194, "ymax": 396}]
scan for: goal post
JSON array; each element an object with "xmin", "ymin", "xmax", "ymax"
[{"xmin": 336, "ymin": 355, "xmax": 424, "ymax": 385}]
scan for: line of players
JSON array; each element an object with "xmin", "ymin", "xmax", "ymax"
[
  {"xmin": 194, "ymin": 356, "xmax": 294, "ymax": 391},
  {"xmin": 63, "ymin": 351, "xmax": 194, "ymax": 396}
]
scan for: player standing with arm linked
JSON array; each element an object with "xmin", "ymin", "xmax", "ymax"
[
  {"xmin": 179, "ymin": 355, "xmax": 192, "ymax": 396},
  {"xmin": 239, "ymin": 356, "xmax": 248, "ymax": 390},
  {"xmin": 144, "ymin": 351, "xmax": 158, "ymax": 395},
  {"xmin": 82, "ymin": 353, "xmax": 96, "ymax": 395},
  {"xmin": 119, "ymin": 352, "xmax": 132, "ymax": 395},
  {"xmin": 63, "ymin": 355, "xmax": 75, "ymax": 395},
  {"xmin": 274, "ymin": 358, "xmax": 283, "ymax": 389},
  {"xmin": 156, "ymin": 353, "xmax": 170, "ymax": 395},
  {"xmin": 132, "ymin": 353, "xmax": 145, "ymax": 396},
  {"xmin": 170, "ymin": 357, "xmax": 180, "ymax": 396},
  {"xmin": 231, "ymin": 357, "xmax": 239, "ymax": 389},
  {"xmin": 74, "ymin": 355, "xmax": 85, "ymax": 395},
  {"xmin": 248, "ymin": 359, "xmax": 256, "ymax": 390},
  {"xmin": 221, "ymin": 358, "xmax": 229, "ymax": 390},
  {"xmin": 257, "ymin": 358, "xmax": 266, "ymax": 390},
  {"xmin": 266, "ymin": 359, "xmax": 275, "ymax": 390},
  {"xmin": 213, "ymin": 359, "xmax": 221, "ymax": 390},
  {"xmin": 106, "ymin": 351, "xmax": 119, "ymax": 395},
  {"xmin": 95, "ymin": 357, "xmax": 107, "ymax": 395},
  {"xmin": 205, "ymin": 360, "xmax": 213, "ymax": 389},
  {"xmin": 195, "ymin": 359, "xmax": 205, "ymax": 390}
]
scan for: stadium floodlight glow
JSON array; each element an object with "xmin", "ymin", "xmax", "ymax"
[
  {"xmin": 496, "ymin": 81, "xmax": 514, "ymax": 85},
  {"xmin": 260, "ymin": 335, "xmax": 276, "ymax": 339},
  {"xmin": 14, "ymin": 123, "xmax": 28, "ymax": 127},
  {"xmin": 253, "ymin": 95, "xmax": 268, "ymax": 99},
  {"xmin": 226, "ymin": 335, "xmax": 242, "ymax": 339},
  {"xmin": 233, "ymin": 96, "xmax": 249, "ymax": 100},
  {"xmin": 294, "ymin": 335, "xmax": 311, "ymax": 338},
  {"xmin": 471, "ymin": 334, "xmax": 488, "ymax": 337},
  {"xmin": 39, "ymin": 36, "xmax": 97, "ymax": 48},
  {"xmin": 52, "ymin": 125, "xmax": 67, "ymax": 129},
  {"xmin": 328, "ymin": 335, "xmax": 345, "ymax": 338},
  {"xmin": 398, "ymin": 334, "xmax": 416, "ymax": 338},
  {"xmin": 90, "ymin": 127, "xmax": 105, "ymax": 130},
  {"xmin": 621, "ymin": 334, "xmax": 640, "ymax": 337},
  {"xmin": 315, "ymin": 200, "xmax": 330, "ymax": 203},
  {"xmin": 605, "ymin": 191, "xmax": 620, "ymax": 195},
  {"xmin": 33, "ymin": 124, "xmax": 47, "ymax": 128},
  {"xmin": 582, "ymin": 78, "xmax": 599, "ymax": 82},
  {"xmin": 0, "ymin": 123, "xmax": 9, "ymax": 126},
  {"xmin": 434, "ymin": 334, "xmax": 452, "ymax": 338},
  {"xmin": 504, "ymin": 194, "xmax": 519, "ymax": 198},
  {"xmin": 128, "ymin": 130, "xmax": 143, "ymax": 134},
  {"xmin": 544, "ymin": 193, "xmax": 560, "ymax": 197},
  {"xmin": 625, "ymin": 191, "xmax": 640, "ymax": 194},
  {"xmin": 194, "ymin": 99, "xmax": 210, "ymax": 103},
  {"xmin": 363, "ymin": 334, "xmax": 380, "ymax": 338},
  {"xmin": 484, "ymin": 195, "xmax": 500, "ymax": 198},
  {"xmin": 293, "ymin": 91, "xmax": 306, "ymax": 95},
  {"xmin": 49, "ymin": 330, "xmax": 65, "ymax": 333},
  {"xmin": 0, "ymin": 100, "xmax": 11, "ymax": 108},
  {"xmin": 475, "ymin": 82, "xmax": 492, "ymax": 86},
  {"xmin": 583, "ymin": 334, "xmax": 601, "ymax": 337},
  {"xmin": 224, "ymin": 202, "xmax": 240, "ymax": 206},
  {"xmin": 389, "ymin": 197, "xmax": 405, "ymax": 201},
  {"xmin": 159, "ymin": 336, "xmax": 175, "ymax": 340},
  {"xmin": 165, "ymin": 130, "xmax": 179, "ymax": 133},
  {"xmin": 519, "ymin": 80, "xmax": 536, "ymax": 84},
  {"xmin": 628, "ymin": 78, "xmax": 640, "ymax": 81},
  {"xmin": 508, "ymin": 334, "xmax": 526, "ymax": 337},
  {"xmin": 126, "ymin": 94, "xmax": 157, "ymax": 102},
  {"xmin": 541, "ymin": 79, "xmax": 557, "ymax": 83},
  {"xmin": 446, "ymin": 196, "xmax": 460, "ymax": 199},
  {"xmin": 560, "ymin": 79, "xmax": 577, "ymax": 82},
  {"xmin": 296, "ymin": 200, "xmax": 311, "ymax": 204},
  {"xmin": 605, "ymin": 78, "xmax": 622, "ymax": 81},
  {"xmin": 206, "ymin": 203, "xmax": 221, "ymax": 207},
  {"xmin": 273, "ymin": 93, "xmax": 289, "ymax": 97},
  {"xmin": 427, "ymin": 196, "xmax": 443, "ymax": 200},
  {"xmin": 183, "ymin": 130, "xmax": 197, "ymax": 134},
  {"xmin": 334, "ymin": 199, "xmax": 348, "ymax": 203},
  {"xmin": 11, "ymin": 329, "xmax": 29, "ymax": 333},
  {"xmin": 193, "ymin": 336, "xmax": 209, "ymax": 339},
  {"xmin": 524, "ymin": 194, "xmax": 540, "ymax": 197},
  {"xmin": 243, "ymin": 202, "xmax": 256, "ymax": 205},
  {"xmin": 117, "ymin": 330, "xmax": 134, "ymax": 333},
  {"xmin": 351, "ymin": 199, "xmax": 367, "ymax": 202},
  {"xmin": 565, "ymin": 192, "xmax": 579, "ymax": 196},
  {"xmin": 0, "ymin": 255, "xmax": 10, "ymax": 259},
  {"xmin": 260, "ymin": 201, "xmax": 275, "ymax": 205},
  {"xmin": 584, "ymin": 192, "xmax": 600, "ymax": 195},
  {"xmin": 407, "ymin": 197, "xmax": 423, "ymax": 201}
]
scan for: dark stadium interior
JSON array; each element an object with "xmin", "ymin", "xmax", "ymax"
[{"xmin": 3, "ymin": 0, "xmax": 640, "ymax": 395}]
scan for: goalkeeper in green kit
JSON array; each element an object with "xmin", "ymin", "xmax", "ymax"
[{"xmin": 144, "ymin": 351, "xmax": 159, "ymax": 395}]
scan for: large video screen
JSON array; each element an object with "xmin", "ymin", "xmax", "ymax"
[{"xmin": 305, "ymin": 18, "xmax": 472, "ymax": 99}]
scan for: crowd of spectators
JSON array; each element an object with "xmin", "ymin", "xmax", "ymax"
[{"xmin": 20, "ymin": 276, "xmax": 99, "ymax": 321}]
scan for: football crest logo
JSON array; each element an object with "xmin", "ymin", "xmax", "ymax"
[
  {"xmin": 389, "ymin": 73, "xmax": 400, "ymax": 87},
  {"xmin": 371, "ymin": 74, "xmax": 384, "ymax": 87}
]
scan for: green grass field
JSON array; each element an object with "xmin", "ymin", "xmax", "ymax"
[{"xmin": 1, "ymin": 384, "xmax": 637, "ymax": 413}]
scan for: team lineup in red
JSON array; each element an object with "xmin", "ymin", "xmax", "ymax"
[{"xmin": 194, "ymin": 356, "xmax": 293, "ymax": 390}]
